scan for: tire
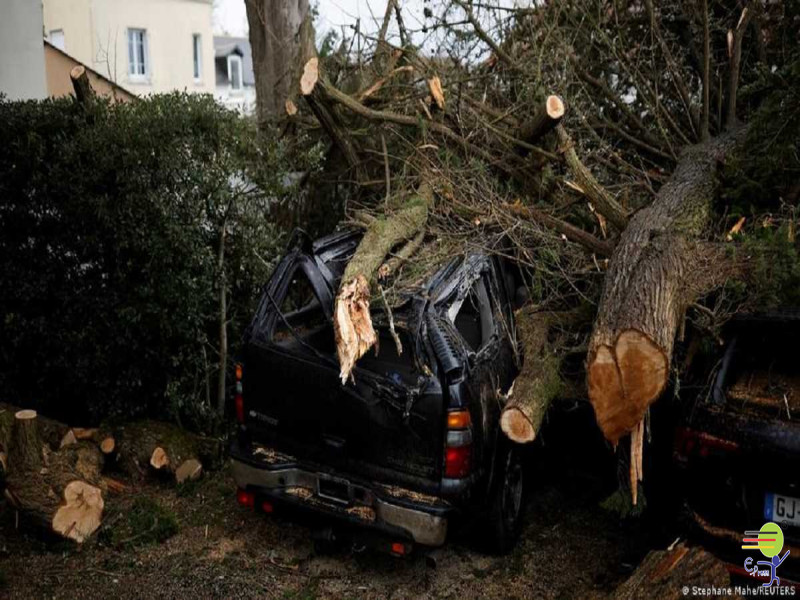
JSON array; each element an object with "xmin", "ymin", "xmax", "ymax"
[{"xmin": 482, "ymin": 443, "xmax": 525, "ymax": 554}]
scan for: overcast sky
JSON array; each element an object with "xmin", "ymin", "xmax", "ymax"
[{"xmin": 213, "ymin": 0, "xmax": 428, "ymax": 39}]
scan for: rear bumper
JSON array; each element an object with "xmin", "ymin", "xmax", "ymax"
[{"xmin": 231, "ymin": 440, "xmax": 450, "ymax": 547}]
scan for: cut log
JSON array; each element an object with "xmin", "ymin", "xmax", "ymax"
[
  {"xmin": 500, "ymin": 311, "xmax": 562, "ymax": 443},
  {"xmin": 114, "ymin": 420, "xmax": 217, "ymax": 482},
  {"xmin": 587, "ymin": 130, "xmax": 746, "ymax": 445},
  {"xmin": 518, "ymin": 95, "xmax": 566, "ymax": 145},
  {"xmin": 175, "ymin": 458, "xmax": 203, "ymax": 484},
  {"xmin": 0, "ymin": 403, "xmax": 70, "ymax": 450},
  {"xmin": 5, "ymin": 413, "xmax": 104, "ymax": 543},
  {"xmin": 10, "ymin": 410, "xmax": 43, "ymax": 471},
  {"xmin": 61, "ymin": 427, "xmax": 116, "ymax": 455},
  {"xmin": 299, "ymin": 57, "xmax": 362, "ymax": 177},
  {"xmin": 70, "ymin": 65, "xmax": 94, "ymax": 105},
  {"xmin": 334, "ymin": 183, "xmax": 433, "ymax": 383},
  {"xmin": 612, "ymin": 543, "xmax": 729, "ymax": 600}
]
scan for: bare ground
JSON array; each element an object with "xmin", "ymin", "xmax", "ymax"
[{"xmin": 0, "ymin": 410, "xmax": 661, "ymax": 599}]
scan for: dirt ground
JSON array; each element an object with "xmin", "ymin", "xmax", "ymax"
[{"xmin": 0, "ymin": 409, "xmax": 665, "ymax": 600}]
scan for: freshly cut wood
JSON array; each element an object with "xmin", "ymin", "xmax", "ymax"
[
  {"xmin": 70, "ymin": 65, "xmax": 94, "ymax": 105},
  {"xmin": 5, "ymin": 412, "xmax": 105, "ymax": 543},
  {"xmin": 334, "ymin": 183, "xmax": 433, "ymax": 383},
  {"xmin": 612, "ymin": 542, "xmax": 729, "ymax": 600},
  {"xmin": 61, "ymin": 427, "xmax": 115, "ymax": 455},
  {"xmin": 60, "ymin": 429, "xmax": 78, "ymax": 448},
  {"xmin": 299, "ymin": 58, "xmax": 362, "ymax": 176},
  {"xmin": 114, "ymin": 420, "xmax": 218, "ymax": 482},
  {"xmin": 0, "ymin": 403, "xmax": 70, "ymax": 450},
  {"xmin": 518, "ymin": 95, "xmax": 565, "ymax": 144},
  {"xmin": 587, "ymin": 131, "xmax": 745, "ymax": 445},
  {"xmin": 10, "ymin": 410, "xmax": 42, "ymax": 470},
  {"xmin": 501, "ymin": 311, "xmax": 562, "ymax": 443},
  {"xmin": 175, "ymin": 458, "xmax": 203, "ymax": 484}
]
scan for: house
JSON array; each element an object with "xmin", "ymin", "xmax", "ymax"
[
  {"xmin": 0, "ymin": 0, "xmax": 47, "ymax": 100},
  {"xmin": 42, "ymin": 0, "xmax": 215, "ymax": 96},
  {"xmin": 213, "ymin": 36, "xmax": 256, "ymax": 115},
  {"xmin": 44, "ymin": 40, "xmax": 135, "ymax": 102}
]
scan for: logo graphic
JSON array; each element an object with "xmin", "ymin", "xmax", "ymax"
[{"xmin": 742, "ymin": 522, "xmax": 791, "ymax": 587}]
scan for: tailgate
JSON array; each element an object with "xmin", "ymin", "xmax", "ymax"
[{"xmin": 242, "ymin": 333, "xmax": 445, "ymax": 483}]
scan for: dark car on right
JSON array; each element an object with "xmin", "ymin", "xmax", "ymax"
[{"xmin": 674, "ymin": 312, "xmax": 800, "ymax": 586}]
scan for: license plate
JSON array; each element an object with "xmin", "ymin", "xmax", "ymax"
[{"xmin": 765, "ymin": 492, "xmax": 800, "ymax": 527}]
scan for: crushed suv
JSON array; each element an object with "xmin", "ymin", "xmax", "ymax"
[
  {"xmin": 675, "ymin": 312, "xmax": 800, "ymax": 584},
  {"xmin": 231, "ymin": 229, "xmax": 525, "ymax": 554}
]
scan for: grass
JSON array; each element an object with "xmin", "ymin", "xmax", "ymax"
[{"xmin": 99, "ymin": 497, "xmax": 179, "ymax": 548}]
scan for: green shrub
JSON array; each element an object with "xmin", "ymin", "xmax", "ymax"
[{"xmin": 0, "ymin": 93, "xmax": 290, "ymax": 428}]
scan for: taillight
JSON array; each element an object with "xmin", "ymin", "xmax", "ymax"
[
  {"xmin": 674, "ymin": 427, "xmax": 739, "ymax": 462},
  {"xmin": 444, "ymin": 409, "xmax": 472, "ymax": 478},
  {"xmin": 235, "ymin": 362, "xmax": 244, "ymax": 423},
  {"xmin": 445, "ymin": 445, "xmax": 472, "ymax": 478},
  {"xmin": 236, "ymin": 488, "xmax": 255, "ymax": 508}
]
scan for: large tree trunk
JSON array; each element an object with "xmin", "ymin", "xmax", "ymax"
[
  {"xmin": 5, "ymin": 411, "xmax": 105, "ymax": 544},
  {"xmin": 246, "ymin": 0, "xmax": 314, "ymax": 125},
  {"xmin": 587, "ymin": 131, "xmax": 745, "ymax": 445},
  {"xmin": 335, "ymin": 184, "xmax": 433, "ymax": 383}
]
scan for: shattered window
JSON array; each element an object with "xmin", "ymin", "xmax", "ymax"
[
  {"xmin": 272, "ymin": 265, "xmax": 333, "ymax": 353},
  {"xmin": 451, "ymin": 276, "xmax": 495, "ymax": 352}
]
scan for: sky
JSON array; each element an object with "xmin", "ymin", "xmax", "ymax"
[{"xmin": 213, "ymin": 0, "xmax": 427, "ymax": 39}]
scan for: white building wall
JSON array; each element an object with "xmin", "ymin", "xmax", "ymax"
[
  {"xmin": 43, "ymin": 0, "xmax": 215, "ymax": 95},
  {"xmin": 0, "ymin": 0, "xmax": 48, "ymax": 100}
]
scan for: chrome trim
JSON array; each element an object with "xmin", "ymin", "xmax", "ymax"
[
  {"xmin": 232, "ymin": 459, "xmax": 448, "ymax": 546},
  {"xmin": 446, "ymin": 429, "xmax": 472, "ymax": 447}
]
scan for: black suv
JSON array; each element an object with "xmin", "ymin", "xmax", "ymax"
[
  {"xmin": 675, "ymin": 313, "xmax": 800, "ymax": 584},
  {"xmin": 231, "ymin": 230, "xmax": 525, "ymax": 554}
]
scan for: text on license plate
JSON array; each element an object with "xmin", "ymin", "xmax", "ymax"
[{"xmin": 765, "ymin": 492, "xmax": 800, "ymax": 527}]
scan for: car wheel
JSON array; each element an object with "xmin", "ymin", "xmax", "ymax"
[{"xmin": 483, "ymin": 444, "xmax": 525, "ymax": 554}]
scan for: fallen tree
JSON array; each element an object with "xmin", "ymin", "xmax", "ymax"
[
  {"xmin": 4, "ymin": 410, "xmax": 105, "ymax": 543},
  {"xmin": 248, "ymin": 0, "xmax": 799, "ymax": 497}
]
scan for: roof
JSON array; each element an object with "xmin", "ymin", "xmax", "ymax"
[
  {"xmin": 43, "ymin": 39, "xmax": 136, "ymax": 101},
  {"xmin": 213, "ymin": 36, "xmax": 255, "ymax": 86}
]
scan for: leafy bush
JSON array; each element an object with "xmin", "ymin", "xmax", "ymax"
[{"xmin": 0, "ymin": 93, "xmax": 290, "ymax": 428}]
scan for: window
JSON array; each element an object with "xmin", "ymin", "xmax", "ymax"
[
  {"xmin": 272, "ymin": 265, "xmax": 333, "ymax": 354},
  {"xmin": 49, "ymin": 29, "xmax": 65, "ymax": 51},
  {"xmin": 227, "ymin": 55, "xmax": 243, "ymax": 91},
  {"xmin": 450, "ymin": 276, "xmax": 495, "ymax": 352},
  {"xmin": 127, "ymin": 28, "xmax": 148, "ymax": 79},
  {"xmin": 192, "ymin": 34, "xmax": 202, "ymax": 81}
]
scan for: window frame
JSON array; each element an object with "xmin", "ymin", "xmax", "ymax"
[
  {"xmin": 450, "ymin": 272, "xmax": 496, "ymax": 355},
  {"xmin": 49, "ymin": 29, "xmax": 65, "ymax": 51},
  {"xmin": 127, "ymin": 28, "xmax": 149, "ymax": 83},
  {"xmin": 192, "ymin": 33, "xmax": 202, "ymax": 82},
  {"xmin": 227, "ymin": 54, "xmax": 244, "ymax": 92}
]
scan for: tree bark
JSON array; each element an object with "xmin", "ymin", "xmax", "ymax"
[
  {"xmin": 217, "ymin": 222, "xmax": 228, "ymax": 417},
  {"xmin": 335, "ymin": 184, "xmax": 433, "ymax": 383},
  {"xmin": 556, "ymin": 125, "xmax": 629, "ymax": 231},
  {"xmin": 70, "ymin": 65, "xmax": 94, "ymax": 105},
  {"xmin": 518, "ymin": 95, "xmax": 566, "ymax": 145},
  {"xmin": 246, "ymin": 0, "xmax": 314, "ymax": 126},
  {"xmin": 5, "ymin": 412, "xmax": 105, "ymax": 544},
  {"xmin": 587, "ymin": 131, "xmax": 745, "ymax": 444},
  {"xmin": 113, "ymin": 420, "xmax": 220, "ymax": 482},
  {"xmin": 300, "ymin": 58, "xmax": 363, "ymax": 178},
  {"xmin": 501, "ymin": 311, "xmax": 562, "ymax": 443}
]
